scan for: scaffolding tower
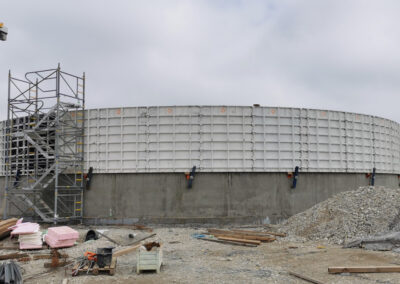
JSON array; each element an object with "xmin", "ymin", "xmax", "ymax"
[{"xmin": 3, "ymin": 65, "xmax": 85, "ymax": 223}]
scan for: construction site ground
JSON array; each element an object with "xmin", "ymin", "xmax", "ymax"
[{"xmin": 5, "ymin": 225, "xmax": 400, "ymax": 284}]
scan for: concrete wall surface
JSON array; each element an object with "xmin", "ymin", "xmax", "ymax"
[{"xmin": 80, "ymin": 172, "xmax": 399, "ymax": 224}]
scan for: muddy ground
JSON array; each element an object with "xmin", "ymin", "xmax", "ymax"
[{"xmin": 5, "ymin": 225, "xmax": 400, "ymax": 283}]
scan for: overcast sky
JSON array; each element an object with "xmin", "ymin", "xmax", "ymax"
[{"xmin": 1, "ymin": 0, "xmax": 400, "ymax": 121}]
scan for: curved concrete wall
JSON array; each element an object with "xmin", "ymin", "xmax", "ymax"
[{"xmin": 82, "ymin": 172, "xmax": 400, "ymax": 224}]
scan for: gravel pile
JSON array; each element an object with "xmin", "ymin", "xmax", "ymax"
[{"xmin": 280, "ymin": 186, "xmax": 400, "ymax": 244}]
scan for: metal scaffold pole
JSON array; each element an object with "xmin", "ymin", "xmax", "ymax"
[{"xmin": 3, "ymin": 66, "xmax": 85, "ymax": 223}]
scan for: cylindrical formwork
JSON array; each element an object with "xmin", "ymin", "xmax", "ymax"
[
  {"xmin": 1, "ymin": 105, "xmax": 399, "ymax": 224},
  {"xmin": 82, "ymin": 106, "xmax": 400, "ymax": 174}
]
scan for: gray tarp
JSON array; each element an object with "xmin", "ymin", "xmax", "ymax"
[{"xmin": 344, "ymin": 232, "xmax": 400, "ymax": 251}]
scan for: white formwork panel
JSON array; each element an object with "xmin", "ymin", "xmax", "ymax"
[
  {"xmin": 304, "ymin": 110, "xmax": 347, "ymax": 172},
  {"xmin": 199, "ymin": 106, "xmax": 253, "ymax": 171},
  {"xmin": 253, "ymin": 107, "xmax": 301, "ymax": 172},
  {"xmin": 374, "ymin": 117, "xmax": 394, "ymax": 173},
  {"xmin": 390, "ymin": 120, "xmax": 400, "ymax": 172},
  {"xmin": 0, "ymin": 121, "xmax": 4, "ymax": 176},
  {"xmin": 80, "ymin": 106, "xmax": 400, "ymax": 174}
]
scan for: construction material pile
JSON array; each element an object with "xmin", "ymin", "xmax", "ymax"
[
  {"xmin": 281, "ymin": 186, "xmax": 400, "ymax": 244},
  {"xmin": 45, "ymin": 226, "xmax": 79, "ymax": 248},
  {"xmin": 0, "ymin": 218, "xmax": 18, "ymax": 240},
  {"xmin": 11, "ymin": 221, "xmax": 42, "ymax": 249},
  {"xmin": 194, "ymin": 228, "xmax": 285, "ymax": 247}
]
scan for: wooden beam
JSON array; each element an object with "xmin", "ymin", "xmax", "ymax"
[
  {"xmin": 289, "ymin": 271, "xmax": 324, "ymax": 284},
  {"xmin": 217, "ymin": 236, "xmax": 261, "ymax": 245},
  {"xmin": 112, "ymin": 244, "xmax": 141, "ymax": 257},
  {"xmin": 196, "ymin": 237, "xmax": 258, "ymax": 247},
  {"xmin": 328, "ymin": 266, "xmax": 400, "ymax": 274},
  {"xmin": 232, "ymin": 229, "xmax": 286, "ymax": 237},
  {"xmin": 212, "ymin": 233, "xmax": 275, "ymax": 242},
  {"xmin": 0, "ymin": 253, "xmax": 29, "ymax": 260},
  {"xmin": 207, "ymin": 229, "xmax": 275, "ymax": 242},
  {"xmin": 113, "ymin": 233, "xmax": 156, "ymax": 257}
]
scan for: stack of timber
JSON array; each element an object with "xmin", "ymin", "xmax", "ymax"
[
  {"xmin": 196, "ymin": 228, "xmax": 284, "ymax": 247},
  {"xmin": 0, "ymin": 218, "xmax": 18, "ymax": 240}
]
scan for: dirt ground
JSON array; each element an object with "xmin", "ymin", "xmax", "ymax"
[{"xmin": 6, "ymin": 225, "xmax": 400, "ymax": 283}]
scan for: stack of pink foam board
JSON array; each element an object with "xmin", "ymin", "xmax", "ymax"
[
  {"xmin": 45, "ymin": 226, "xmax": 79, "ymax": 248},
  {"xmin": 10, "ymin": 222, "xmax": 42, "ymax": 249},
  {"xmin": 10, "ymin": 222, "xmax": 40, "ymax": 236}
]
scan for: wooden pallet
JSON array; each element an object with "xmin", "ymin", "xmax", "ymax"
[{"xmin": 72, "ymin": 257, "xmax": 117, "ymax": 276}]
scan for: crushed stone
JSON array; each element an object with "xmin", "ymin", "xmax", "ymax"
[{"xmin": 280, "ymin": 186, "xmax": 400, "ymax": 244}]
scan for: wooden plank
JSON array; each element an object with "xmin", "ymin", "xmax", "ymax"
[
  {"xmin": 212, "ymin": 233, "xmax": 275, "ymax": 242},
  {"xmin": 33, "ymin": 253, "xmax": 68, "ymax": 260},
  {"xmin": 207, "ymin": 229, "xmax": 275, "ymax": 242},
  {"xmin": 289, "ymin": 271, "xmax": 324, "ymax": 284},
  {"xmin": 217, "ymin": 236, "xmax": 261, "ymax": 245},
  {"xmin": 328, "ymin": 266, "xmax": 400, "ymax": 274},
  {"xmin": 113, "ymin": 233, "xmax": 156, "ymax": 258},
  {"xmin": 196, "ymin": 237, "xmax": 258, "ymax": 247},
  {"xmin": 113, "ymin": 244, "xmax": 141, "ymax": 257},
  {"xmin": 0, "ymin": 246, "xmax": 20, "ymax": 250},
  {"xmin": 0, "ymin": 253, "xmax": 29, "ymax": 260},
  {"xmin": 232, "ymin": 229, "xmax": 286, "ymax": 237},
  {"xmin": 44, "ymin": 260, "xmax": 72, "ymax": 268}
]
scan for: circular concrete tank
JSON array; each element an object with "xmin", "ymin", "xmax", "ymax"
[{"xmin": 3, "ymin": 106, "xmax": 400, "ymax": 224}]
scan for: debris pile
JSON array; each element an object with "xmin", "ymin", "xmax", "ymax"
[
  {"xmin": 281, "ymin": 186, "xmax": 400, "ymax": 244},
  {"xmin": 194, "ymin": 228, "xmax": 285, "ymax": 247}
]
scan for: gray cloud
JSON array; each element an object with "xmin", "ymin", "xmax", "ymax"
[{"xmin": 1, "ymin": 0, "xmax": 400, "ymax": 121}]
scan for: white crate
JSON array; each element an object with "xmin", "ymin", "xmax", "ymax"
[{"xmin": 136, "ymin": 245, "xmax": 162, "ymax": 274}]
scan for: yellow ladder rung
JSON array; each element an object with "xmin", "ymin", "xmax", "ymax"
[
  {"xmin": 76, "ymin": 178, "xmax": 82, "ymax": 181},
  {"xmin": 77, "ymin": 112, "xmax": 83, "ymax": 116},
  {"xmin": 77, "ymin": 120, "xmax": 83, "ymax": 123},
  {"xmin": 78, "ymin": 149, "xmax": 82, "ymax": 152},
  {"xmin": 29, "ymin": 152, "xmax": 35, "ymax": 155},
  {"xmin": 77, "ymin": 142, "xmax": 83, "ymax": 145},
  {"xmin": 76, "ymin": 171, "xmax": 82, "ymax": 174},
  {"xmin": 75, "ymin": 209, "xmax": 81, "ymax": 211},
  {"xmin": 28, "ymin": 179, "xmax": 35, "ymax": 183},
  {"xmin": 75, "ymin": 201, "xmax": 81, "ymax": 204}
]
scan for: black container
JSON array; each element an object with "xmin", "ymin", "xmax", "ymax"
[
  {"xmin": 96, "ymin": 247, "xmax": 114, "ymax": 268},
  {"xmin": 85, "ymin": 230, "xmax": 99, "ymax": 242}
]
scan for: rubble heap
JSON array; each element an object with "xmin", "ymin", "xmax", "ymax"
[{"xmin": 281, "ymin": 186, "xmax": 400, "ymax": 244}]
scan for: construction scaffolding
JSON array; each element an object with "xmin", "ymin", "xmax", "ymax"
[{"xmin": 3, "ymin": 65, "xmax": 85, "ymax": 223}]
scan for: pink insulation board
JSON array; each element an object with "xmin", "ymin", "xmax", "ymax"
[
  {"xmin": 10, "ymin": 222, "xmax": 40, "ymax": 235},
  {"xmin": 47, "ymin": 226, "xmax": 79, "ymax": 240},
  {"xmin": 19, "ymin": 243, "xmax": 42, "ymax": 250},
  {"xmin": 44, "ymin": 234, "xmax": 76, "ymax": 248}
]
